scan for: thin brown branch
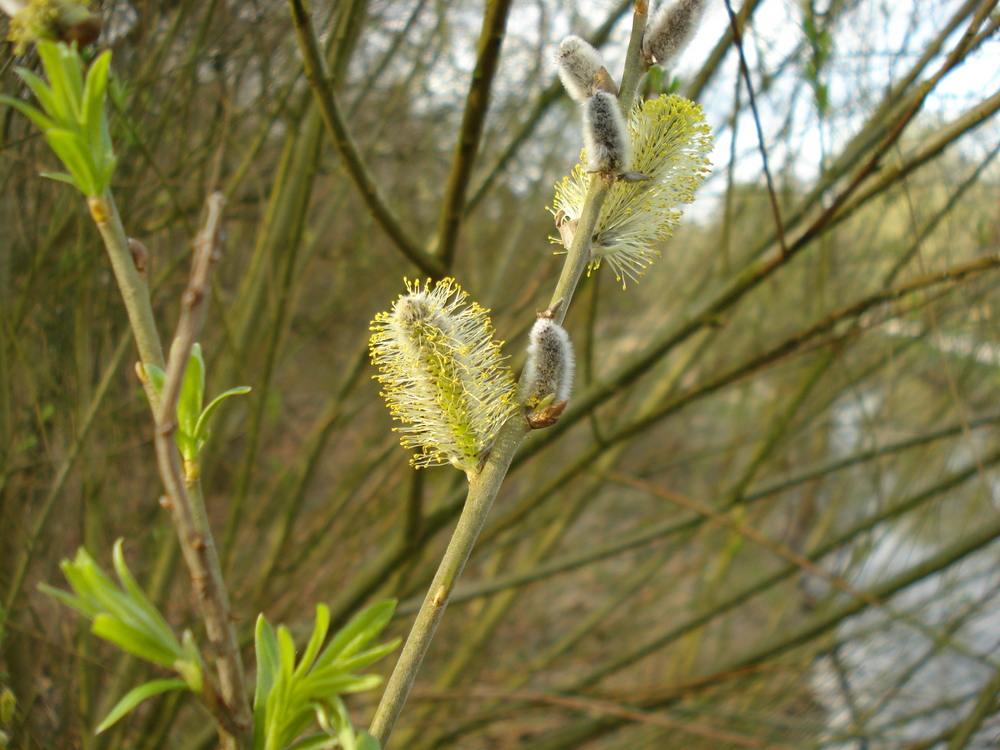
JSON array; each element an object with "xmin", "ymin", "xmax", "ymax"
[
  {"xmin": 513, "ymin": 253, "xmax": 1000, "ymax": 476},
  {"xmin": 152, "ymin": 194, "xmax": 251, "ymax": 748},
  {"xmin": 286, "ymin": 0, "xmax": 444, "ymax": 277}
]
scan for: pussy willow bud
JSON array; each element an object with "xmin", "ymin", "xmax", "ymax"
[
  {"xmin": 370, "ymin": 279, "xmax": 517, "ymax": 476},
  {"xmin": 583, "ymin": 91, "xmax": 632, "ymax": 175},
  {"xmin": 555, "ymin": 35, "xmax": 607, "ymax": 105},
  {"xmin": 642, "ymin": 0, "xmax": 707, "ymax": 69},
  {"xmin": 521, "ymin": 308, "xmax": 574, "ymax": 429}
]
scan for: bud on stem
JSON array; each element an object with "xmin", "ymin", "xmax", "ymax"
[
  {"xmin": 555, "ymin": 35, "xmax": 608, "ymax": 105},
  {"xmin": 642, "ymin": 0, "xmax": 707, "ymax": 69},
  {"xmin": 521, "ymin": 304, "xmax": 574, "ymax": 429},
  {"xmin": 584, "ymin": 91, "xmax": 632, "ymax": 176}
]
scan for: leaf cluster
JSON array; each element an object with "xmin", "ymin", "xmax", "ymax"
[
  {"xmin": 253, "ymin": 601, "xmax": 400, "ymax": 750},
  {"xmin": 144, "ymin": 343, "xmax": 251, "ymax": 463},
  {"xmin": 0, "ymin": 41, "xmax": 115, "ymax": 196},
  {"xmin": 38, "ymin": 541, "xmax": 203, "ymax": 733}
]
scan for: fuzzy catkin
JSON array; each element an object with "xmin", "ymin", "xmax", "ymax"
[
  {"xmin": 555, "ymin": 35, "xmax": 606, "ymax": 105},
  {"xmin": 583, "ymin": 91, "xmax": 631, "ymax": 174},
  {"xmin": 522, "ymin": 317, "xmax": 574, "ymax": 408},
  {"xmin": 370, "ymin": 279, "xmax": 517, "ymax": 474},
  {"xmin": 642, "ymin": 0, "xmax": 707, "ymax": 69}
]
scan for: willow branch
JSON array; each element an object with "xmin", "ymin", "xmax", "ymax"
[
  {"xmin": 152, "ymin": 194, "xmax": 252, "ymax": 748},
  {"xmin": 368, "ymin": 8, "xmax": 650, "ymax": 746},
  {"xmin": 433, "ymin": 0, "xmax": 513, "ymax": 267},
  {"xmin": 286, "ymin": 0, "xmax": 443, "ymax": 277}
]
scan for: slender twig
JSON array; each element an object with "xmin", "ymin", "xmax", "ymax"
[
  {"xmin": 684, "ymin": 0, "xmax": 764, "ymax": 102},
  {"xmin": 286, "ymin": 0, "xmax": 443, "ymax": 277},
  {"xmin": 723, "ymin": 0, "xmax": 787, "ymax": 256},
  {"xmin": 90, "ymin": 192, "xmax": 166, "ymax": 409},
  {"xmin": 152, "ymin": 194, "xmax": 252, "ymax": 748},
  {"xmin": 433, "ymin": 0, "xmax": 513, "ymax": 267}
]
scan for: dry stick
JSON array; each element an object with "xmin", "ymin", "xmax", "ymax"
[
  {"xmin": 426, "ymin": 441, "xmax": 1000, "ymax": 749},
  {"xmin": 602, "ymin": 471, "xmax": 993, "ymax": 664},
  {"xmin": 433, "ymin": 0, "xmax": 513, "ymax": 267},
  {"xmin": 286, "ymin": 0, "xmax": 443, "ymax": 278},
  {"xmin": 414, "ymin": 406, "xmax": 1000, "ymax": 615},
  {"xmin": 684, "ymin": 0, "xmax": 764, "ymax": 102},
  {"xmin": 368, "ymin": 7, "xmax": 650, "ymax": 747},
  {"xmin": 152, "ymin": 194, "xmax": 251, "ymax": 748},
  {"xmin": 478, "ymin": 258, "xmax": 1000, "ymax": 551}
]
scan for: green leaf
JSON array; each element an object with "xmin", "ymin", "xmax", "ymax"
[
  {"xmin": 356, "ymin": 730, "xmax": 380, "ymax": 750},
  {"xmin": 296, "ymin": 674, "xmax": 382, "ymax": 698},
  {"xmin": 177, "ymin": 630, "xmax": 204, "ymax": 693},
  {"xmin": 315, "ymin": 600, "xmax": 396, "ymax": 672},
  {"xmin": 329, "ymin": 638, "xmax": 400, "ymax": 675},
  {"xmin": 282, "ymin": 706, "xmax": 321, "ymax": 749},
  {"xmin": 39, "ymin": 171, "xmax": 81, "ymax": 188},
  {"xmin": 175, "ymin": 432, "xmax": 197, "ymax": 462},
  {"xmin": 38, "ymin": 583, "xmax": 93, "ymax": 619},
  {"xmin": 177, "ymin": 343, "xmax": 205, "ymax": 439},
  {"xmin": 95, "ymin": 678, "xmax": 188, "ymax": 734},
  {"xmin": 294, "ymin": 605, "xmax": 331, "ymax": 681},
  {"xmin": 92, "ymin": 614, "xmax": 179, "ymax": 667},
  {"xmin": 0, "ymin": 96, "xmax": 56, "ymax": 133},
  {"xmin": 286, "ymin": 735, "xmax": 337, "ymax": 750},
  {"xmin": 36, "ymin": 42, "xmax": 81, "ymax": 122},
  {"xmin": 10, "ymin": 68, "xmax": 61, "ymax": 124},
  {"xmin": 45, "ymin": 128, "xmax": 98, "ymax": 195},
  {"xmin": 254, "ymin": 615, "xmax": 280, "ymax": 750},
  {"xmin": 193, "ymin": 386, "xmax": 251, "ymax": 448},
  {"xmin": 74, "ymin": 552, "xmax": 178, "ymax": 646},
  {"xmin": 59, "ymin": 549, "xmax": 120, "ymax": 615},
  {"xmin": 82, "ymin": 50, "xmax": 111, "ymax": 152},
  {"xmin": 111, "ymin": 539, "xmax": 178, "ymax": 647}
]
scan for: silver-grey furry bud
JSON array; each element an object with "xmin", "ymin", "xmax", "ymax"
[
  {"xmin": 583, "ymin": 92, "xmax": 632, "ymax": 175},
  {"xmin": 556, "ymin": 35, "xmax": 607, "ymax": 104},
  {"xmin": 642, "ymin": 0, "xmax": 707, "ymax": 69},
  {"xmin": 521, "ymin": 313, "xmax": 574, "ymax": 430}
]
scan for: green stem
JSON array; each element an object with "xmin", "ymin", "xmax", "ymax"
[
  {"xmin": 368, "ymin": 417, "xmax": 530, "ymax": 746},
  {"xmin": 90, "ymin": 192, "xmax": 165, "ymax": 409}
]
